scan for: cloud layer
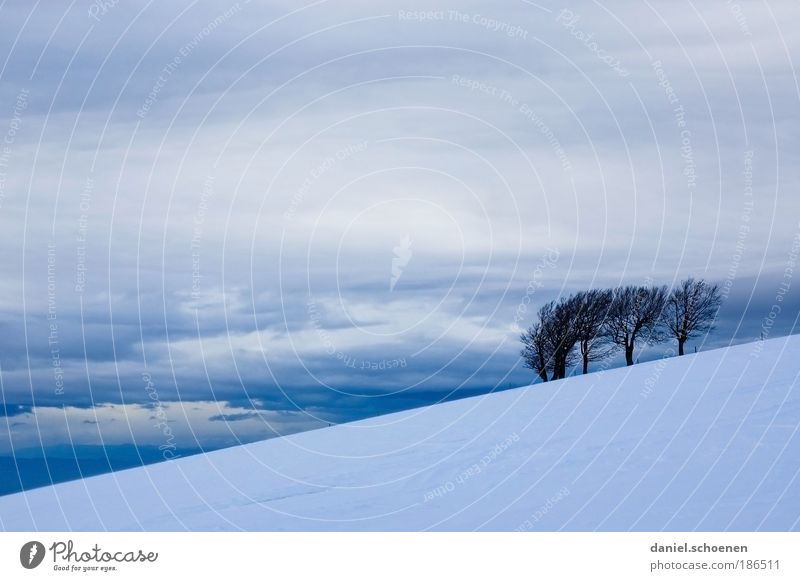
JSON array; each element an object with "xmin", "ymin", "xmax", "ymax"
[{"xmin": 0, "ymin": 0, "xmax": 798, "ymax": 453}]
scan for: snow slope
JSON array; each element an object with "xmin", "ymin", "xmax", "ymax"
[{"xmin": 1, "ymin": 336, "xmax": 799, "ymax": 531}]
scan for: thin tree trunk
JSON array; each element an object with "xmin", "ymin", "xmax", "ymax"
[
  {"xmin": 678, "ymin": 338, "xmax": 685, "ymax": 356},
  {"xmin": 625, "ymin": 343, "xmax": 634, "ymax": 366},
  {"xmin": 553, "ymin": 357, "xmax": 566, "ymax": 380},
  {"xmin": 582, "ymin": 354, "xmax": 589, "ymax": 375}
]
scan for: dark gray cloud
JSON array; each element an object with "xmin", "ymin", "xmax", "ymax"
[
  {"xmin": 208, "ymin": 411, "xmax": 260, "ymax": 422},
  {"xmin": 0, "ymin": 404, "xmax": 32, "ymax": 417}
]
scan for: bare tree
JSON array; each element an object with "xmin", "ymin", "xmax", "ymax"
[
  {"xmin": 663, "ymin": 277, "xmax": 722, "ymax": 355},
  {"xmin": 520, "ymin": 309, "xmax": 553, "ymax": 381},
  {"xmin": 572, "ymin": 289, "xmax": 614, "ymax": 374},
  {"xmin": 520, "ymin": 298, "xmax": 580, "ymax": 381},
  {"xmin": 548, "ymin": 295, "xmax": 582, "ymax": 379},
  {"xmin": 606, "ymin": 285, "xmax": 668, "ymax": 366}
]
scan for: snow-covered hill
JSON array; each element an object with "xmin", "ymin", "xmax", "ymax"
[{"xmin": 2, "ymin": 336, "xmax": 798, "ymax": 531}]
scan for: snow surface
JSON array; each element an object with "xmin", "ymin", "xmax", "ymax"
[{"xmin": 1, "ymin": 336, "xmax": 799, "ymax": 531}]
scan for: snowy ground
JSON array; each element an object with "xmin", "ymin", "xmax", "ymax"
[{"xmin": 1, "ymin": 336, "xmax": 798, "ymax": 531}]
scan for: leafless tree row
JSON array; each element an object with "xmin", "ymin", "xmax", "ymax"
[{"xmin": 520, "ymin": 278, "xmax": 722, "ymax": 382}]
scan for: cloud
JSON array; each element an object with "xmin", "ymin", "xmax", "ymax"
[
  {"xmin": 0, "ymin": 404, "xmax": 32, "ymax": 418},
  {"xmin": 208, "ymin": 411, "xmax": 261, "ymax": 422},
  {"xmin": 0, "ymin": 402, "xmax": 326, "ymax": 454},
  {"xmin": 0, "ymin": 0, "xmax": 797, "ymax": 445}
]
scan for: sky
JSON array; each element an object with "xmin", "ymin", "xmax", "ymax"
[{"xmin": 0, "ymin": 0, "xmax": 799, "ymax": 470}]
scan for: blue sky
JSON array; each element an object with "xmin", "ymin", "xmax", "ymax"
[{"xmin": 0, "ymin": 0, "xmax": 799, "ymax": 466}]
